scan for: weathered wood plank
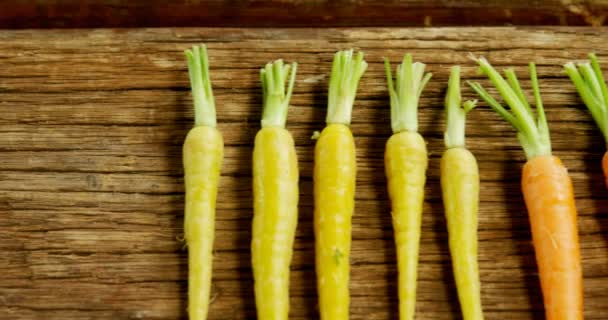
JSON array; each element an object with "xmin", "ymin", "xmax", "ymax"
[
  {"xmin": 0, "ymin": 1, "xmax": 607, "ymax": 28},
  {"xmin": 1, "ymin": 27, "xmax": 608, "ymax": 319}
]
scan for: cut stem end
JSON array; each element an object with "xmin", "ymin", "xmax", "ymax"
[
  {"xmin": 445, "ymin": 65, "xmax": 476, "ymax": 149},
  {"xmin": 260, "ymin": 59, "xmax": 298, "ymax": 128},
  {"xmin": 385, "ymin": 53, "xmax": 432, "ymax": 133},
  {"xmin": 185, "ymin": 44, "xmax": 217, "ymax": 128},
  {"xmin": 326, "ymin": 49, "xmax": 368, "ymax": 125}
]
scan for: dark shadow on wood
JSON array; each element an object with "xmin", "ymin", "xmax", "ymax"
[
  {"xmin": 227, "ymin": 69, "xmax": 259, "ymax": 319},
  {"xmin": 289, "ymin": 79, "xmax": 326, "ymax": 319},
  {"xmin": 301, "ymin": 79, "xmax": 331, "ymax": 318},
  {"xmin": 366, "ymin": 99, "xmax": 398, "ymax": 318},
  {"xmin": 230, "ymin": 147, "xmax": 255, "ymax": 320},
  {"xmin": 502, "ymin": 150, "xmax": 544, "ymax": 320},
  {"xmin": 172, "ymin": 68, "xmax": 189, "ymax": 319},
  {"xmin": 429, "ymin": 171, "xmax": 462, "ymax": 319},
  {"xmin": 574, "ymin": 145, "xmax": 608, "ymax": 305},
  {"xmin": 582, "ymin": 145, "xmax": 608, "ymax": 262},
  {"xmin": 424, "ymin": 91, "xmax": 462, "ymax": 318}
]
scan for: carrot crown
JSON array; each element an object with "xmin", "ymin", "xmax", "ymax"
[
  {"xmin": 564, "ymin": 53, "xmax": 608, "ymax": 142},
  {"xmin": 260, "ymin": 59, "xmax": 297, "ymax": 128},
  {"xmin": 445, "ymin": 66, "xmax": 477, "ymax": 149},
  {"xmin": 468, "ymin": 58, "xmax": 551, "ymax": 159},
  {"xmin": 384, "ymin": 54, "xmax": 432, "ymax": 133},
  {"xmin": 326, "ymin": 49, "xmax": 367, "ymax": 125},
  {"xmin": 185, "ymin": 44, "xmax": 216, "ymax": 128}
]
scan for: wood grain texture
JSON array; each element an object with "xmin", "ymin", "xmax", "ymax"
[
  {"xmin": 0, "ymin": 27, "xmax": 607, "ymax": 319},
  {"xmin": 0, "ymin": 1, "xmax": 607, "ymax": 28}
]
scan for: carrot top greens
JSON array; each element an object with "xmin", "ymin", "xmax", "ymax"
[
  {"xmin": 185, "ymin": 44, "xmax": 216, "ymax": 128},
  {"xmin": 260, "ymin": 59, "xmax": 297, "ymax": 128},
  {"xmin": 444, "ymin": 66, "xmax": 477, "ymax": 149},
  {"xmin": 384, "ymin": 54, "xmax": 432, "ymax": 134},
  {"xmin": 564, "ymin": 53, "xmax": 608, "ymax": 142},
  {"xmin": 468, "ymin": 58, "xmax": 551, "ymax": 159},
  {"xmin": 326, "ymin": 49, "xmax": 368, "ymax": 125}
]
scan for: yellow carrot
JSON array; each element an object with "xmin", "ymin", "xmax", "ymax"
[
  {"xmin": 442, "ymin": 66, "xmax": 483, "ymax": 320},
  {"xmin": 252, "ymin": 59, "xmax": 299, "ymax": 320},
  {"xmin": 183, "ymin": 45, "xmax": 224, "ymax": 320},
  {"xmin": 314, "ymin": 49, "xmax": 367, "ymax": 320},
  {"xmin": 383, "ymin": 54, "xmax": 431, "ymax": 320}
]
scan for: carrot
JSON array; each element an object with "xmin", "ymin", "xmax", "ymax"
[
  {"xmin": 314, "ymin": 49, "xmax": 367, "ymax": 320},
  {"xmin": 564, "ymin": 53, "xmax": 608, "ymax": 187},
  {"xmin": 442, "ymin": 66, "xmax": 483, "ymax": 320},
  {"xmin": 604, "ymin": 152, "xmax": 608, "ymax": 187},
  {"xmin": 251, "ymin": 59, "xmax": 299, "ymax": 320},
  {"xmin": 183, "ymin": 44, "xmax": 224, "ymax": 320},
  {"xmin": 469, "ymin": 58, "xmax": 583, "ymax": 320},
  {"xmin": 383, "ymin": 54, "xmax": 431, "ymax": 320}
]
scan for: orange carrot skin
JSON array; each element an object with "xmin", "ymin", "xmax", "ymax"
[
  {"xmin": 522, "ymin": 155, "xmax": 582, "ymax": 320},
  {"xmin": 603, "ymin": 151, "xmax": 608, "ymax": 188}
]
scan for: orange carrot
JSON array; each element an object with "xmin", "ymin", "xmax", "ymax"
[
  {"xmin": 522, "ymin": 156, "xmax": 582, "ymax": 320},
  {"xmin": 603, "ymin": 152, "xmax": 608, "ymax": 187},
  {"xmin": 470, "ymin": 58, "xmax": 583, "ymax": 320}
]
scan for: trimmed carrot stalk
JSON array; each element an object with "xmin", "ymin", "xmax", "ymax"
[
  {"xmin": 470, "ymin": 58, "xmax": 583, "ymax": 320},
  {"xmin": 564, "ymin": 53, "xmax": 608, "ymax": 187},
  {"xmin": 383, "ymin": 54, "xmax": 431, "ymax": 320},
  {"xmin": 441, "ymin": 66, "xmax": 483, "ymax": 320},
  {"xmin": 251, "ymin": 59, "xmax": 299, "ymax": 320},
  {"xmin": 183, "ymin": 44, "xmax": 224, "ymax": 320},
  {"xmin": 314, "ymin": 49, "xmax": 366, "ymax": 320}
]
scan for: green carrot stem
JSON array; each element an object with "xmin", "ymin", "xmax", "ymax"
[
  {"xmin": 260, "ymin": 59, "xmax": 297, "ymax": 128},
  {"xmin": 326, "ymin": 49, "xmax": 368, "ymax": 125},
  {"xmin": 564, "ymin": 53, "xmax": 608, "ymax": 142},
  {"xmin": 384, "ymin": 54, "xmax": 432, "ymax": 133},
  {"xmin": 590, "ymin": 53, "xmax": 608, "ymax": 110},
  {"xmin": 468, "ymin": 58, "xmax": 551, "ymax": 159},
  {"xmin": 444, "ymin": 66, "xmax": 477, "ymax": 149},
  {"xmin": 185, "ymin": 44, "xmax": 216, "ymax": 128}
]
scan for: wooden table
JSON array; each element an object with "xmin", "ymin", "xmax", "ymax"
[{"xmin": 1, "ymin": 27, "xmax": 607, "ymax": 319}]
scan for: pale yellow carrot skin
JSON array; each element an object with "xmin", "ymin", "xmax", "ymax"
[
  {"xmin": 252, "ymin": 127, "xmax": 299, "ymax": 320},
  {"xmin": 183, "ymin": 125, "xmax": 224, "ymax": 320},
  {"xmin": 384, "ymin": 130, "xmax": 427, "ymax": 320},
  {"xmin": 440, "ymin": 147, "xmax": 482, "ymax": 320},
  {"xmin": 314, "ymin": 123, "xmax": 356, "ymax": 320}
]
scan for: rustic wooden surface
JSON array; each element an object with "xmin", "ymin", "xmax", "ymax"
[
  {"xmin": 1, "ymin": 0, "xmax": 608, "ymax": 28},
  {"xmin": 1, "ymin": 27, "xmax": 608, "ymax": 319}
]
